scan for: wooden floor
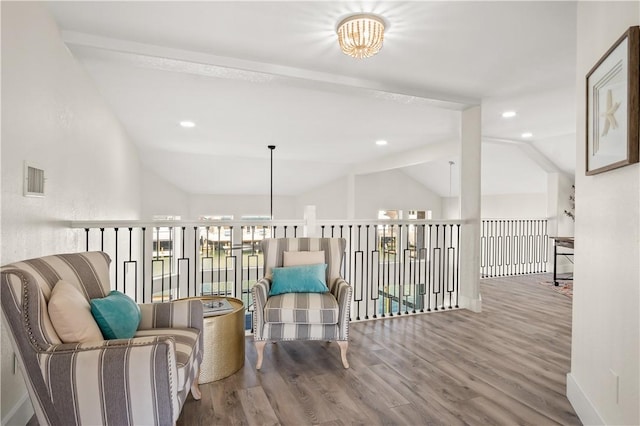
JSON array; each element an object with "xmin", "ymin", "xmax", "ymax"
[{"xmin": 178, "ymin": 274, "xmax": 580, "ymax": 426}]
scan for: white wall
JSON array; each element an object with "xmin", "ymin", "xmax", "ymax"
[
  {"xmin": 295, "ymin": 176, "xmax": 349, "ymax": 219},
  {"xmin": 444, "ymin": 193, "xmax": 549, "ymax": 220},
  {"xmin": 442, "ymin": 197, "xmax": 459, "ymax": 219},
  {"xmin": 567, "ymin": 3, "xmax": 639, "ymax": 425},
  {"xmin": 481, "ymin": 193, "xmax": 547, "ymax": 218},
  {"xmin": 1, "ymin": 3, "xmax": 143, "ymax": 424},
  {"xmin": 145, "ymin": 170, "xmax": 549, "ymax": 223},
  {"xmin": 189, "ymin": 194, "xmax": 296, "ymax": 220},
  {"xmin": 140, "ymin": 171, "xmax": 298, "ymax": 221},
  {"xmin": 141, "ymin": 168, "xmax": 190, "ymax": 219},
  {"xmin": 354, "ymin": 169, "xmax": 443, "ymax": 219},
  {"xmin": 554, "ymin": 174, "xmax": 575, "ymax": 237},
  {"xmin": 170, "ymin": 170, "xmax": 444, "ymax": 222},
  {"xmin": 546, "ymin": 173, "xmax": 575, "ymax": 274}
]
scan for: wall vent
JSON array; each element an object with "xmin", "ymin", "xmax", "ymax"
[{"xmin": 24, "ymin": 162, "xmax": 45, "ymax": 197}]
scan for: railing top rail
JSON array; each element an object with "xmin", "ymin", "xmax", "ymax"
[
  {"xmin": 481, "ymin": 217, "xmax": 549, "ymax": 221},
  {"xmin": 316, "ymin": 219, "xmax": 465, "ymax": 226},
  {"xmin": 70, "ymin": 219, "xmax": 467, "ymax": 229},
  {"xmin": 69, "ymin": 219, "xmax": 305, "ymax": 229}
]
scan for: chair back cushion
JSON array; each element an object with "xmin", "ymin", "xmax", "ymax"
[
  {"xmin": 1, "ymin": 251, "xmax": 112, "ymax": 347},
  {"xmin": 91, "ymin": 290, "xmax": 142, "ymax": 339},
  {"xmin": 261, "ymin": 238, "xmax": 346, "ymax": 292},
  {"xmin": 48, "ymin": 280, "xmax": 104, "ymax": 343},
  {"xmin": 269, "ymin": 264, "xmax": 328, "ymax": 296}
]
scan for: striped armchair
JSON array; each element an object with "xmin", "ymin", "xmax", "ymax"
[
  {"xmin": 252, "ymin": 238, "xmax": 352, "ymax": 369},
  {"xmin": 1, "ymin": 252, "xmax": 203, "ymax": 426}
]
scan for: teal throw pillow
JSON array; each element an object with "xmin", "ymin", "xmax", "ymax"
[
  {"xmin": 269, "ymin": 264, "xmax": 329, "ymax": 296},
  {"xmin": 90, "ymin": 291, "xmax": 141, "ymax": 339}
]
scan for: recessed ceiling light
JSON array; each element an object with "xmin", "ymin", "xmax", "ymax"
[
  {"xmin": 376, "ymin": 140, "xmax": 388, "ymax": 146},
  {"xmin": 180, "ymin": 121, "xmax": 195, "ymax": 128},
  {"xmin": 521, "ymin": 132, "xmax": 533, "ymax": 138},
  {"xmin": 502, "ymin": 111, "xmax": 517, "ymax": 118}
]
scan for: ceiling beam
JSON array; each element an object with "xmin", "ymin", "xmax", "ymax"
[
  {"xmin": 352, "ymin": 140, "xmax": 459, "ymax": 175},
  {"xmin": 352, "ymin": 135, "xmax": 568, "ymax": 178},
  {"xmin": 482, "ymin": 137, "xmax": 567, "ymax": 175},
  {"xmin": 61, "ymin": 30, "xmax": 479, "ymax": 110}
]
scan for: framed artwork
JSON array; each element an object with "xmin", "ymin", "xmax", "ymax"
[{"xmin": 586, "ymin": 26, "xmax": 639, "ymax": 175}]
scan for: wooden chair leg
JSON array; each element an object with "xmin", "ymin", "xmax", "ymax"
[
  {"xmin": 255, "ymin": 340, "xmax": 267, "ymax": 370},
  {"xmin": 337, "ymin": 341, "xmax": 349, "ymax": 369},
  {"xmin": 191, "ymin": 372, "xmax": 202, "ymax": 400}
]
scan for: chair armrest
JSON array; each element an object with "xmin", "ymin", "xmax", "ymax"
[
  {"xmin": 251, "ymin": 277, "xmax": 271, "ymax": 340},
  {"xmin": 331, "ymin": 278, "xmax": 352, "ymax": 340},
  {"xmin": 138, "ymin": 299, "xmax": 203, "ymax": 331},
  {"xmin": 41, "ymin": 336, "xmax": 179, "ymax": 425}
]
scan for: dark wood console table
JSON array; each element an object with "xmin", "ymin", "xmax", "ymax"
[{"xmin": 551, "ymin": 237, "xmax": 574, "ymax": 286}]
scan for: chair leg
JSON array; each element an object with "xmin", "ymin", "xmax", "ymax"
[
  {"xmin": 337, "ymin": 341, "xmax": 349, "ymax": 369},
  {"xmin": 255, "ymin": 340, "xmax": 267, "ymax": 370},
  {"xmin": 191, "ymin": 372, "xmax": 202, "ymax": 400}
]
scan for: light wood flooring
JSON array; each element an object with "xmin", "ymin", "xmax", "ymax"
[{"xmin": 178, "ymin": 274, "xmax": 580, "ymax": 426}]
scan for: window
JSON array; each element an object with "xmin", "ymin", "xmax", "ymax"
[
  {"xmin": 378, "ymin": 210, "xmax": 401, "ymax": 220},
  {"xmin": 199, "ymin": 215, "xmax": 233, "ymax": 221}
]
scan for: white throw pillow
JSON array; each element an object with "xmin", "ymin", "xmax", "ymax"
[
  {"xmin": 283, "ymin": 250, "xmax": 325, "ymax": 267},
  {"xmin": 48, "ymin": 280, "xmax": 104, "ymax": 343}
]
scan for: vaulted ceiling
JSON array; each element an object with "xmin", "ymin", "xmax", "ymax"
[{"xmin": 45, "ymin": 1, "xmax": 577, "ymax": 197}]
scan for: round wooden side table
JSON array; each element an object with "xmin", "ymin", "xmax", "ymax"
[{"xmin": 190, "ymin": 296, "xmax": 245, "ymax": 383}]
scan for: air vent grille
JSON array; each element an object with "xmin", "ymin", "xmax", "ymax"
[{"xmin": 24, "ymin": 163, "xmax": 45, "ymax": 197}]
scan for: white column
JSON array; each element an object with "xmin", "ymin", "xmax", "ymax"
[
  {"xmin": 548, "ymin": 172, "xmax": 575, "ymax": 274},
  {"xmin": 459, "ymin": 106, "xmax": 482, "ymax": 312},
  {"xmin": 303, "ymin": 205, "xmax": 317, "ymax": 237}
]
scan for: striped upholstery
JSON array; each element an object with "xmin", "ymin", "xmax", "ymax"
[
  {"xmin": 263, "ymin": 323, "xmax": 339, "ymax": 340},
  {"xmin": 252, "ymin": 238, "xmax": 352, "ymax": 344},
  {"xmin": 135, "ymin": 327, "xmax": 201, "ymax": 412},
  {"xmin": 265, "ymin": 293, "xmax": 339, "ymax": 325},
  {"xmin": 1, "ymin": 252, "xmax": 203, "ymax": 426},
  {"xmin": 261, "ymin": 238, "xmax": 346, "ymax": 293}
]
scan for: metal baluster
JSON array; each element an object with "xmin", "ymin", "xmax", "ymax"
[
  {"xmin": 114, "ymin": 228, "xmax": 119, "ymax": 293},
  {"xmin": 193, "ymin": 226, "xmax": 198, "ymax": 298},
  {"xmin": 434, "ymin": 224, "xmax": 442, "ymax": 311},
  {"xmin": 427, "ymin": 224, "xmax": 432, "ymax": 312},
  {"xmin": 419, "ymin": 224, "xmax": 427, "ymax": 313},
  {"xmin": 447, "ymin": 224, "xmax": 454, "ymax": 309},
  {"xmin": 364, "ymin": 225, "xmax": 370, "ymax": 320},
  {"xmin": 371, "ymin": 225, "xmax": 380, "ymax": 319},
  {"xmin": 123, "ymin": 227, "xmax": 137, "ymax": 300},
  {"xmin": 142, "ymin": 227, "xmax": 146, "ymax": 303},
  {"xmin": 455, "ymin": 224, "xmax": 460, "ymax": 308}
]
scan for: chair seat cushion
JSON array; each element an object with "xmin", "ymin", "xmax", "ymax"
[
  {"xmin": 264, "ymin": 292, "xmax": 339, "ymax": 325},
  {"xmin": 135, "ymin": 327, "xmax": 200, "ymax": 387}
]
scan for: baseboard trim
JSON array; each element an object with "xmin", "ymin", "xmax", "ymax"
[
  {"xmin": 555, "ymin": 264, "xmax": 574, "ymax": 275},
  {"xmin": 566, "ymin": 372, "xmax": 605, "ymax": 425},
  {"xmin": 460, "ymin": 293, "xmax": 482, "ymax": 312},
  {"xmin": 1, "ymin": 391, "xmax": 33, "ymax": 426}
]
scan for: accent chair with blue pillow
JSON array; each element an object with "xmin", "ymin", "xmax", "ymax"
[
  {"xmin": 0, "ymin": 251, "xmax": 203, "ymax": 426},
  {"xmin": 252, "ymin": 238, "xmax": 352, "ymax": 369}
]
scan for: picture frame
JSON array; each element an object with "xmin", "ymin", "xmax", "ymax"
[{"xmin": 586, "ymin": 26, "xmax": 639, "ymax": 175}]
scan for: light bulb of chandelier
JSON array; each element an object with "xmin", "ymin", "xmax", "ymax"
[{"xmin": 337, "ymin": 14, "xmax": 385, "ymax": 59}]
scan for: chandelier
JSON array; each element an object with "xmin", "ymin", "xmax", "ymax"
[{"xmin": 336, "ymin": 14, "xmax": 385, "ymax": 59}]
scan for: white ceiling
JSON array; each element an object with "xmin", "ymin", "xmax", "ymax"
[{"xmin": 45, "ymin": 1, "xmax": 578, "ymax": 197}]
